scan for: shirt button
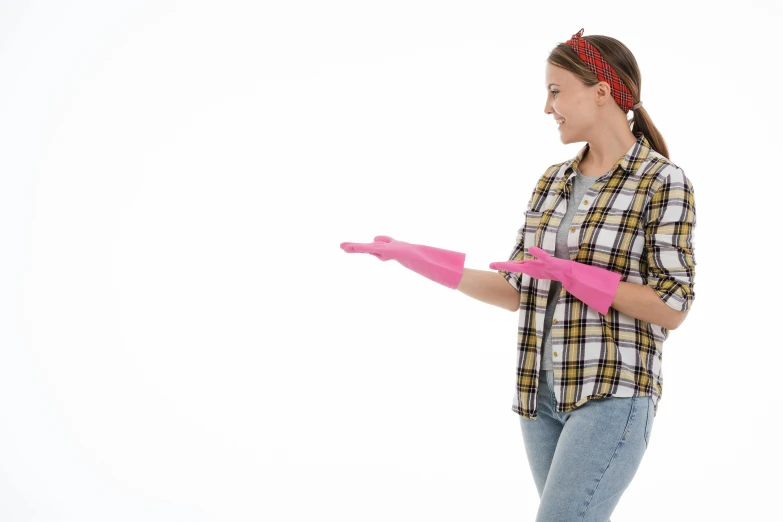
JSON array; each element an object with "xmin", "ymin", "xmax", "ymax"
[
  {"xmin": 570, "ymin": 227, "xmax": 575, "ymax": 233},
  {"xmin": 553, "ymin": 352, "xmax": 558, "ymax": 357},
  {"xmin": 583, "ymin": 199, "xmax": 589, "ymax": 205},
  {"xmin": 553, "ymin": 318, "xmax": 558, "ymax": 324}
]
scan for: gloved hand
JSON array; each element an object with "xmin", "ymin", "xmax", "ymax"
[
  {"xmin": 340, "ymin": 235, "xmax": 466, "ymax": 289},
  {"xmin": 489, "ymin": 246, "xmax": 621, "ymax": 315}
]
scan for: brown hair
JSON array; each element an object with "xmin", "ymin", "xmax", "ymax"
[{"xmin": 548, "ymin": 34, "xmax": 669, "ymax": 160}]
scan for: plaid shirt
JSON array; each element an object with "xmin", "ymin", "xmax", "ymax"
[{"xmin": 498, "ymin": 132, "xmax": 696, "ymax": 420}]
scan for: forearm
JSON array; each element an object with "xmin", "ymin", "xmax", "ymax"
[
  {"xmin": 610, "ymin": 281, "xmax": 687, "ymax": 330},
  {"xmin": 457, "ymin": 268, "xmax": 520, "ymax": 312}
]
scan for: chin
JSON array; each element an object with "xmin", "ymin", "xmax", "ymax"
[{"xmin": 558, "ymin": 131, "xmax": 581, "ymax": 145}]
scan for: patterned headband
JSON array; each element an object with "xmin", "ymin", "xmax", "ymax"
[{"xmin": 566, "ymin": 28, "xmax": 641, "ymax": 113}]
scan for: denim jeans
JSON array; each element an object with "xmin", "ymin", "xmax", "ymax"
[{"xmin": 519, "ymin": 369, "xmax": 655, "ymax": 522}]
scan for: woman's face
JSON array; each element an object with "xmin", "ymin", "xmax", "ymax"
[{"xmin": 544, "ymin": 62, "xmax": 596, "ymax": 144}]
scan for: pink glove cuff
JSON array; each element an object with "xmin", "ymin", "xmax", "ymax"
[
  {"xmin": 397, "ymin": 245, "xmax": 466, "ymax": 290},
  {"xmin": 564, "ymin": 262, "xmax": 623, "ymax": 315}
]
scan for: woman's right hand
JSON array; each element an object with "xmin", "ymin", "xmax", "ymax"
[
  {"xmin": 339, "ymin": 235, "xmax": 409, "ymax": 261},
  {"xmin": 339, "ymin": 235, "xmax": 466, "ymax": 289}
]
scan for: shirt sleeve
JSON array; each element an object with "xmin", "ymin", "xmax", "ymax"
[
  {"xmin": 498, "ymin": 193, "xmax": 535, "ymax": 293},
  {"xmin": 644, "ymin": 168, "xmax": 697, "ymax": 312}
]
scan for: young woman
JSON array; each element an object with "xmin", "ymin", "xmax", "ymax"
[{"xmin": 340, "ymin": 28, "xmax": 696, "ymax": 521}]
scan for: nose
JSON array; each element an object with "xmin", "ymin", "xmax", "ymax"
[{"xmin": 544, "ymin": 97, "xmax": 553, "ymax": 116}]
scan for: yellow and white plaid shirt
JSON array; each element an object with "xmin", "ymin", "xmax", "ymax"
[{"xmin": 498, "ymin": 132, "xmax": 696, "ymax": 419}]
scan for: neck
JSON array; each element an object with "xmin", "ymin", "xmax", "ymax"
[{"xmin": 582, "ymin": 124, "xmax": 637, "ymax": 171}]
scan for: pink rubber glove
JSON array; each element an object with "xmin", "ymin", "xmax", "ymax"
[
  {"xmin": 340, "ymin": 235, "xmax": 466, "ymax": 289},
  {"xmin": 489, "ymin": 246, "xmax": 622, "ymax": 315}
]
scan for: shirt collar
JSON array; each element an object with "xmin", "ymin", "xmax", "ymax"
[{"xmin": 564, "ymin": 131, "xmax": 652, "ymax": 179}]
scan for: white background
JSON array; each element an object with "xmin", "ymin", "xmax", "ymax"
[{"xmin": 1, "ymin": 1, "xmax": 780, "ymax": 520}]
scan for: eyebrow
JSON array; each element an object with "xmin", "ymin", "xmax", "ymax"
[{"xmin": 547, "ymin": 83, "xmax": 560, "ymax": 89}]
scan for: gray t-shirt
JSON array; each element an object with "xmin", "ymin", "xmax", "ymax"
[{"xmin": 540, "ymin": 170, "xmax": 596, "ymax": 370}]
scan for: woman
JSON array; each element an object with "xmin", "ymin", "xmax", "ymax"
[{"xmin": 340, "ymin": 28, "xmax": 696, "ymax": 522}]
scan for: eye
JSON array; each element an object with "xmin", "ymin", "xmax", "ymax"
[{"xmin": 550, "ymin": 90, "xmax": 559, "ymax": 98}]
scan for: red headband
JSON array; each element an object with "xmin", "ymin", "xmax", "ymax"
[{"xmin": 566, "ymin": 28, "xmax": 635, "ymax": 113}]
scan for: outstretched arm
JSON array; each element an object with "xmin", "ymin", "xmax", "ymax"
[
  {"xmin": 341, "ymin": 236, "xmax": 519, "ymax": 312},
  {"xmin": 457, "ymin": 269, "xmax": 520, "ymax": 312}
]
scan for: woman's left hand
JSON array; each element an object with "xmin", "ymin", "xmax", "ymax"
[{"xmin": 490, "ymin": 246, "xmax": 622, "ymax": 315}]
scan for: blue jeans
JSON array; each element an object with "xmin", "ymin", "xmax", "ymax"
[{"xmin": 519, "ymin": 369, "xmax": 655, "ymax": 522}]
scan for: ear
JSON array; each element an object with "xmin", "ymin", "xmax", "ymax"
[{"xmin": 594, "ymin": 81, "xmax": 613, "ymax": 107}]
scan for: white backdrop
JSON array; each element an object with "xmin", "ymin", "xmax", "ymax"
[{"xmin": 1, "ymin": 1, "xmax": 780, "ymax": 521}]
